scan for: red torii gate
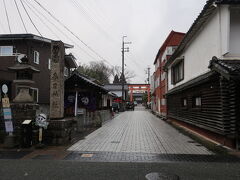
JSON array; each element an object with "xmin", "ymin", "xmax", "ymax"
[{"xmin": 128, "ymin": 84, "xmax": 150, "ymax": 103}]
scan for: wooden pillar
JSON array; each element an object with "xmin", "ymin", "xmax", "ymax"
[
  {"xmin": 130, "ymin": 88, "xmax": 133, "ymax": 102},
  {"xmin": 74, "ymin": 91, "xmax": 78, "ymax": 117}
]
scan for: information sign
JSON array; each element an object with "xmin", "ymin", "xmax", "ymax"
[
  {"xmin": 4, "ymin": 121, "xmax": 13, "ymax": 133},
  {"xmin": 3, "ymin": 108, "xmax": 12, "ymax": 120}
]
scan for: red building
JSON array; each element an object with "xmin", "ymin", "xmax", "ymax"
[{"xmin": 153, "ymin": 31, "xmax": 185, "ymax": 118}]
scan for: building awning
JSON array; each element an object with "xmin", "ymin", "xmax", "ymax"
[
  {"xmin": 209, "ymin": 57, "xmax": 240, "ymax": 80},
  {"xmin": 0, "ymin": 34, "xmax": 73, "ymax": 48},
  {"xmin": 166, "ymin": 71, "xmax": 217, "ymax": 96},
  {"xmin": 108, "ymin": 92, "xmax": 117, "ymax": 97},
  {"xmin": 65, "ymin": 54, "xmax": 78, "ymax": 68},
  {"xmin": 65, "ymin": 71, "xmax": 109, "ymax": 94},
  {"xmin": 8, "ymin": 63, "xmax": 40, "ymax": 73}
]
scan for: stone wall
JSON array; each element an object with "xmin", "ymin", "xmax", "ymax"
[
  {"xmin": 11, "ymin": 103, "xmax": 39, "ymax": 146},
  {"xmin": 45, "ymin": 118, "xmax": 75, "ymax": 145}
]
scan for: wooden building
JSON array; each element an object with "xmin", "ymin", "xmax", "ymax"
[
  {"xmin": 164, "ymin": 0, "xmax": 240, "ymax": 149},
  {"xmin": 0, "ymin": 34, "xmax": 77, "ymax": 114}
]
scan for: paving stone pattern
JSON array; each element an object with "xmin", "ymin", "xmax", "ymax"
[
  {"xmin": 68, "ymin": 108, "xmax": 212, "ymax": 155},
  {"xmin": 65, "ymin": 151, "xmax": 240, "ymax": 163}
]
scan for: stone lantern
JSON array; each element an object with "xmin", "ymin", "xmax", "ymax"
[
  {"xmin": 7, "ymin": 56, "xmax": 40, "ymax": 147},
  {"xmin": 8, "ymin": 56, "xmax": 40, "ymax": 103}
]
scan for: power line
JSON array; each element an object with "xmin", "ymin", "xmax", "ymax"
[
  {"xmin": 71, "ymin": 0, "xmax": 146, "ymax": 70},
  {"xmin": 25, "ymin": 0, "xmax": 104, "ymax": 63},
  {"xmin": 20, "ymin": 0, "xmax": 42, "ymax": 36},
  {"xmin": 71, "ymin": 0, "xmax": 117, "ymax": 44},
  {"xmin": 14, "ymin": 0, "xmax": 28, "ymax": 33},
  {"xmin": 67, "ymin": 0, "xmax": 147, "ymax": 72},
  {"xmin": 23, "ymin": 0, "xmax": 60, "ymax": 39},
  {"xmin": 32, "ymin": 0, "xmax": 113, "ymax": 67},
  {"xmin": 3, "ymin": 0, "xmax": 11, "ymax": 33}
]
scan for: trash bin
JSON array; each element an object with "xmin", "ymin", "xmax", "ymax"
[{"xmin": 21, "ymin": 120, "xmax": 32, "ymax": 148}]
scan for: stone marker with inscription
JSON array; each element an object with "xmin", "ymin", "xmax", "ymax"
[
  {"xmin": 48, "ymin": 41, "xmax": 74, "ymax": 145},
  {"xmin": 50, "ymin": 41, "xmax": 65, "ymax": 119}
]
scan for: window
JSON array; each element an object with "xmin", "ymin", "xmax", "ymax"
[
  {"xmin": 171, "ymin": 60, "xmax": 184, "ymax": 84},
  {"xmin": 161, "ymin": 98, "xmax": 166, "ymax": 106},
  {"xmin": 48, "ymin": 59, "xmax": 51, "ymax": 70},
  {"xmin": 64, "ymin": 67, "xmax": 69, "ymax": 77},
  {"xmin": 33, "ymin": 51, "xmax": 39, "ymax": 64},
  {"xmin": 193, "ymin": 96, "xmax": 201, "ymax": 108},
  {"xmin": 161, "ymin": 72, "xmax": 166, "ymax": 81},
  {"xmin": 0, "ymin": 46, "xmax": 13, "ymax": 56},
  {"xmin": 182, "ymin": 98, "xmax": 187, "ymax": 107}
]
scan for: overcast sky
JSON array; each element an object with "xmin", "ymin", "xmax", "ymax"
[{"xmin": 0, "ymin": 0, "xmax": 207, "ymax": 83}]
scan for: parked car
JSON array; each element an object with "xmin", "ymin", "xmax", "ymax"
[{"xmin": 126, "ymin": 102, "xmax": 135, "ymax": 111}]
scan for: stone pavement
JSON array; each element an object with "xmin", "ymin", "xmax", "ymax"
[
  {"xmin": 1, "ymin": 160, "xmax": 240, "ymax": 180},
  {"xmin": 67, "ymin": 106, "xmax": 212, "ymax": 162}
]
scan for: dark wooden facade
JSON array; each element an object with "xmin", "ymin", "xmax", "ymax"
[
  {"xmin": 0, "ymin": 34, "xmax": 74, "ymax": 105},
  {"xmin": 167, "ymin": 72, "xmax": 240, "ymax": 148},
  {"xmin": 64, "ymin": 71, "xmax": 110, "ymax": 116}
]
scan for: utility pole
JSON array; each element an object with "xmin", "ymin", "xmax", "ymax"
[{"xmin": 121, "ymin": 36, "xmax": 131, "ymax": 111}]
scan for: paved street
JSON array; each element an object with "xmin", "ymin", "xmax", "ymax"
[
  {"xmin": 1, "ymin": 160, "xmax": 240, "ymax": 180},
  {"xmin": 1, "ymin": 107, "xmax": 240, "ymax": 180},
  {"xmin": 67, "ymin": 106, "xmax": 212, "ymax": 162}
]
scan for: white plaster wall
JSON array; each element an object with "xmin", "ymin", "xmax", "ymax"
[
  {"xmin": 229, "ymin": 8, "xmax": 240, "ymax": 56},
  {"xmin": 168, "ymin": 6, "xmax": 230, "ymax": 90},
  {"xmin": 220, "ymin": 6, "xmax": 230, "ymax": 55}
]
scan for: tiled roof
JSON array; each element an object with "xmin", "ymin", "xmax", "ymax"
[
  {"xmin": 216, "ymin": 0, "xmax": 240, "ymax": 4},
  {"xmin": 164, "ymin": 0, "xmax": 240, "ymax": 69},
  {"xmin": 153, "ymin": 31, "xmax": 185, "ymax": 65},
  {"xmin": 0, "ymin": 34, "xmax": 73, "ymax": 48},
  {"xmin": 166, "ymin": 71, "xmax": 216, "ymax": 96},
  {"xmin": 209, "ymin": 57, "xmax": 240, "ymax": 80},
  {"xmin": 66, "ymin": 70, "xmax": 109, "ymax": 93}
]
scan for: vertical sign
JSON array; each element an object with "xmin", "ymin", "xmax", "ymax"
[
  {"xmin": 1, "ymin": 84, "xmax": 13, "ymax": 133},
  {"xmin": 50, "ymin": 41, "xmax": 65, "ymax": 119}
]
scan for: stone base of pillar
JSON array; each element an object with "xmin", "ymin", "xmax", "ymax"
[
  {"xmin": 10, "ymin": 103, "xmax": 39, "ymax": 148},
  {"xmin": 46, "ymin": 118, "xmax": 75, "ymax": 145},
  {"xmin": 3, "ymin": 135, "xmax": 16, "ymax": 148}
]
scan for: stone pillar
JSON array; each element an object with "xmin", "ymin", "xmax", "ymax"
[
  {"xmin": 48, "ymin": 41, "xmax": 74, "ymax": 145},
  {"xmin": 50, "ymin": 41, "xmax": 65, "ymax": 119}
]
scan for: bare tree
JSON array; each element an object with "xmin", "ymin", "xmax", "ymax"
[
  {"xmin": 111, "ymin": 66, "xmax": 135, "ymax": 83},
  {"xmin": 77, "ymin": 61, "xmax": 112, "ymax": 84}
]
